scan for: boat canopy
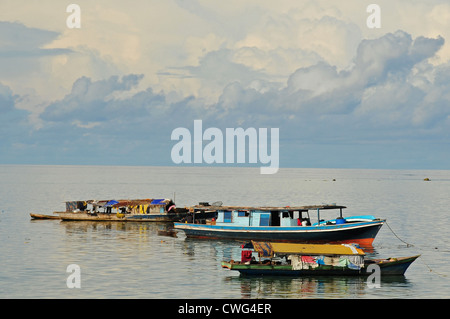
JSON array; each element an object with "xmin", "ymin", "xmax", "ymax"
[
  {"xmin": 190, "ymin": 204, "xmax": 346, "ymax": 212},
  {"xmin": 251, "ymin": 241, "xmax": 365, "ymax": 258},
  {"xmin": 66, "ymin": 198, "xmax": 172, "ymax": 208},
  {"xmin": 151, "ymin": 199, "xmax": 167, "ymax": 205},
  {"xmin": 105, "ymin": 200, "xmax": 119, "ymax": 207}
]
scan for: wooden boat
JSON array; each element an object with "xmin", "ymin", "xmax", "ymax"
[
  {"xmin": 34, "ymin": 198, "xmax": 188, "ymax": 222},
  {"xmin": 174, "ymin": 203, "xmax": 385, "ymax": 246},
  {"xmin": 221, "ymin": 241, "xmax": 420, "ymax": 276},
  {"xmin": 30, "ymin": 213, "xmax": 61, "ymax": 220}
]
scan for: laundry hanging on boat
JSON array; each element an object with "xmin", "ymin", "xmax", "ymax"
[
  {"xmin": 302, "ymin": 255, "xmax": 319, "ymax": 269},
  {"xmin": 288, "ymin": 255, "xmax": 302, "ymax": 270},
  {"xmin": 347, "ymin": 255, "xmax": 365, "ymax": 268},
  {"xmin": 300, "ymin": 255, "xmax": 364, "ymax": 270},
  {"xmin": 323, "ymin": 256, "xmax": 341, "ymax": 266},
  {"xmin": 340, "ymin": 255, "xmax": 364, "ymax": 270},
  {"xmin": 288, "ymin": 255, "xmax": 319, "ymax": 270},
  {"xmin": 301, "ymin": 255, "xmax": 315, "ymax": 263}
]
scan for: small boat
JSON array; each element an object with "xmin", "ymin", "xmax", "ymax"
[
  {"xmin": 174, "ymin": 203, "xmax": 385, "ymax": 246},
  {"xmin": 43, "ymin": 198, "xmax": 188, "ymax": 222},
  {"xmin": 30, "ymin": 213, "xmax": 61, "ymax": 220},
  {"xmin": 221, "ymin": 241, "xmax": 420, "ymax": 276}
]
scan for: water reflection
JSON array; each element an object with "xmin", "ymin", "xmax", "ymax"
[
  {"xmin": 60, "ymin": 220, "xmax": 176, "ymax": 237},
  {"xmin": 177, "ymin": 237, "xmax": 413, "ymax": 298},
  {"xmin": 223, "ymin": 274, "xmax": 410, "ymax": 299},
  {"xmin": 224, "ymin": 276, "xmax": 366, "ymax": 298}
]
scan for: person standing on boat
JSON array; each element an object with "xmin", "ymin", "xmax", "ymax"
[{"xmin": 241, "ymin": 244, "xmax": 253, "ymax": 263}]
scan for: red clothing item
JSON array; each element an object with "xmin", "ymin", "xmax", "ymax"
[
  {"xmin": 301, "ymin": 255, "xmax": 315, "ymax": 263},
  {"xmin": 241, "ymin": 250, "xmax": 252, "ymax": 262}
]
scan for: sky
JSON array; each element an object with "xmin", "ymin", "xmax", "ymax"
[{"xmin": 1, "ymin": 0, "xmax": 450, "ymax": 169}]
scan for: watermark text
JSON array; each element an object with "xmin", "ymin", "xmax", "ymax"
[
  {"xmin": 66, "ymin": 264, "xmax": 81, "ymax": 288},
  {"xmin": 171, "ymin": 120, "xmax": 279, "ymax": 174}
]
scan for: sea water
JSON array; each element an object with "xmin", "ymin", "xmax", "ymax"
[{"xmin": 0, "ymin": 165, "xmax": 449, "ymax": 298}]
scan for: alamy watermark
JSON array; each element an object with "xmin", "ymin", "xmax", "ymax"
[
  {"xmin": 66, "ymin": 264, "xmax": 81, "ymax": 288},
  {"xmin": 366, "ymin": 4, "xmax": 381, "ymax": 29},
  {"xmin": 171, "ymin": 120, "xmax": 279, "ymax": 174},
  {"xmin": 366, "ymin": 264, "xmax": 381, "ymax": 288},
  {"xmin": 66, "ymin": 4, "xmax": 81, "ymax": 29},
  {"xmin": 65, "ymin": 4, "xmax": 381, "ymax": 30}
]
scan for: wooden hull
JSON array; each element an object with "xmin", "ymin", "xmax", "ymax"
[
  {"xmin": 57, "ymin": 212, "xmax": 185, "ymax": 222},
  {"xmin": 369, "ymin": 256, "xmax": 421, "ymax": 275},
  {"xmin": 174, "ymin": 220, "xmax": 384, "ymax": 246},
  {"xmin": 30, "ymin": 213, "xmax": 61, "ymax": 220},
  {"xmin": 221, "ymin": 255, "xmax": 420, "ymax": 277}
]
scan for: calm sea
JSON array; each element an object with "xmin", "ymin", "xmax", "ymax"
[{"xmin": 0, "ymin": 165, "xmax": 449, "ymax": 299}]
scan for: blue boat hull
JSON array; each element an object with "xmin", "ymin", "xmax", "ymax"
[{"xmin": 174, "ymin": 220, "xmax": 384, "ymax": 246}]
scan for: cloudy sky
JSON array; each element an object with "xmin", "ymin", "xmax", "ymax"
[{"xmin": 1, "ymin": 0, "xmax": 450, "ymax": 169}]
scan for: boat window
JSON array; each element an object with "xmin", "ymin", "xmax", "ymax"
[
  {"xmin": 237, "ymin": 211, "xmax": 249, "ymax": 217},
  {"xmin": 224, "ymin": 211, "xmax": 232, "ymax": 223},
  {"xmin": 259, "ymin": 214, "xmax": 270, "ymax": 226}
]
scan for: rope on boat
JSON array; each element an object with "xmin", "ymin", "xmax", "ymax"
[
  {"xmin": 419, "ymin": 257, "xmax": 448, "ymax": 278},
  {"xmin": 385, "ymin": 221, "xmax": 414, "ymax": 247},
  {"xmin": 385, "ymin": 222, "xmax": 448, "ymax": 278}
]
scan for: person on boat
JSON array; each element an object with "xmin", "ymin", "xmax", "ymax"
[
  {"xmin": 241, "ymin": 244, "xmax": 253, "ymax": 263},
  {"xmin": 297, "ymin": 218, "xmax": 311, "ymax": 226}
]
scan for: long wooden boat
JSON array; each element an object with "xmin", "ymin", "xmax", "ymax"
[
  {"xmin": 30, "ymin": 213, "xmax": 61, "ymax": 220},
  {"xmin": 221, "ymin": 241, "xmax": 420, "ymax": 276},
  {"xmin": 32, "ymin": 198, "xmax": 188, "ymax": 222},
  {"xmin": 175, "ymin": 204, "xmax": 385, "ymax": 246}
]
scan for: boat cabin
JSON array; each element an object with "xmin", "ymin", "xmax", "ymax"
[{"xmin": 191, "ymin": 204, "xmax": 360, "ymax": 227}]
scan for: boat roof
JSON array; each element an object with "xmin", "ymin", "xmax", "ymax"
[
  {"xmin": 190, "ymin": 204, "xmax": 346, "ymax": 212},
  {"xmin": 66, "ymin": 199, "xmax": 171, "ymax": 207},
  {"xmin": 251, "ymin": 241, "xmax": 365, "ymax": 256}
]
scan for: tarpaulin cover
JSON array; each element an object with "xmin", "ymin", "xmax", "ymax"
[
  {"xmin": 252, "ymin": 241, "xmax": 274, "ymax": 258},
  {"xmin": 105, "ymin": 200, "xmax": 119, "ymax": 206},
  {"xmin": 151, "ymin": 199, "xmax": 166, "ymax": 205}
]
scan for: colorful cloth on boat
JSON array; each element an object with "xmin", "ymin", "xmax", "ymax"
[
  {"xmin": 301, "ymin": 255, "xmax": 315, "ymax": 263},
  {"xmin": 316, "ymin": 256, "xmax": 325, "ymax": 265},
  {"xmin": 241, "ymin": 250, "xmax": 252, "ymax": 263},
  {"xmin": 323, "ymin": 256, "xmax": 340, "ymax": 266},
  {"xmin": 315, "ymin": 255, "xmax": 364, "ymax": 270},
  {"xmin": 252, "ymin": 241, "xmax": 273, "ymax": 257},
  {"xmin": 288, "ymin": 255, "xmax": 319, "ymax": 270},
  {"xmin": 338, "ymin": 256, "xmax": 364, "ymax": 270},
  {"xmin": 338, "ymin": 257, "xmax": 350, "ymax": 267},
  {"xmin": 346, "ymin": 255, "xmax": 364, "ymax": 270},
  {"xmin": 288, "ymin": 255, "xmax": 302, "ymax": 270}
]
